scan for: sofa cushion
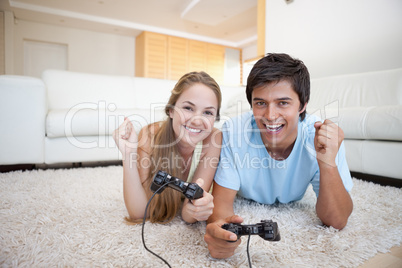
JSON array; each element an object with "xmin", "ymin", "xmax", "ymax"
[
  {"xmin": 222, "ymin": 93, "xmax": 250, "ymax": 119},
  {"xmin": 45, "ymin": 136, "xmax": 120, "ymax": 164},
  {"xmin": 43, "ymin": 70, "xmax": 137, "ymax": 110},
  {"xmin": 310, "ymin": 68, "xmax": 402, "ymax": 108},
  {"xmin": 47, "ymin": 108, "xmax": 166, "ymax": 138},
  {"xmin": 219, "ymin": 85, "xmax": 247, "ymax": 111},
  {"xmin": 337, "ymin": 107, "xmax": 374, "ymax": 139},
  {"xmin": 344, "ymin": 139, "xmax": 402, "ymax": 179},
  {"xmin": 132, "ymin": 77, "xmax": 177, "ymax": 109},
  {"xmin": 308, "ymin": 106, "xmax": 402, "ymax": 141},
  {"xmin": 364, "ymin": 105, "xmax": 402, "ymax": 141}
]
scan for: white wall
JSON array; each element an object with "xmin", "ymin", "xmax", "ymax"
[
  {"xmin": 265, "ymin": 0, "xmax": 402, "ymax": 78},
  {"xmin": 241, "ymin": 43, "xmax": 258, "ymax": 84},
  {"xmin": 242, "ymin": 44, "xmax": 258, "ymax": 63},
  {"xmin": 4, "ymin": 11, "xmax": 14, "ymax": 74},
  {"xmin": 11, "ymin": 20, "xmax": 135, "ymax": 76}
]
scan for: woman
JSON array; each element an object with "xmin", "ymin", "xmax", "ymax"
[{"xmin": 113, "ymin": 71, "xmax": 222, "ymax": 224}]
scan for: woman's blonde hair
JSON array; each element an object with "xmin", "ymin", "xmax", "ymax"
[{"xmin": 129, "ymin": 71, "xmax": 221, "ymax": 224}]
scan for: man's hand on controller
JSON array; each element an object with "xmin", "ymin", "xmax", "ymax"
[{"xmin": 204, "ymin": 215, "xmax": 243, "ymax": 259}]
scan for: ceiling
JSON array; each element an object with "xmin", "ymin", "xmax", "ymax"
[{"xmin": 1, "ymin": 0, "xmax": 258, "ymax": 48}]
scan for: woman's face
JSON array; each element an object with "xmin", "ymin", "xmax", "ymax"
[{"xmin": 169, "ymin": 83, "xmax": 218, "ymax": 147}]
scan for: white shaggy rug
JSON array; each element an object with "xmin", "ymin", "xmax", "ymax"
[{"xmin": 0, "ymin": 166, "xmax": 401, "ymax": 268}]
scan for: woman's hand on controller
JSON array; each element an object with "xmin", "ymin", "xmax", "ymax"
[{"xmin": 182, "ymin": 178, "xmax": 214, "ymax": 222}]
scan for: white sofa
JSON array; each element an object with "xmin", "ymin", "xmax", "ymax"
[
  {"xmin": 0, "ymin": 70, "xmax": 245, "ymax": 165},
  {"xmin": 1, "ymin": 68, "xmax": 401, "ymax": 182},
  {"xmin": 309, "ymin": 69, "xmax": 402, "ymax": 181}
]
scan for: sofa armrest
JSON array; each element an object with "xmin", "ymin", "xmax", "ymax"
[{"xmin": 0, "ymin": 75, "xmax": 46, "ymax": 164}]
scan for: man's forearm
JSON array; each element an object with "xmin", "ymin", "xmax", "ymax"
[
  {"xmin": 316, "ymin": 164, "xmax": 353, "ymax": 229},
  {"xmin": 207, "ymin": 199, "xmax": 235, "ymax": 224},
  {"xmin": 208, "ymin": 183, "xmax": 237, "ymax": 224}
]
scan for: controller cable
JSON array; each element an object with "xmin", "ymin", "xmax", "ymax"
[
  {"xmin": 246, "ymin": 234, "xmax": 252, "ymax": 267},
  {"xmin": 141, "ymin": 181, "xmax": 253, "ymax": 268},
  {"xmin": 141, "ymin": 181, "xmax": 173, "ymax": 268}
]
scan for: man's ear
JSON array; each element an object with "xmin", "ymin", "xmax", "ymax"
[{"xmin": 299, "ymin": 103, "xmax": 307, "ymax": 114}]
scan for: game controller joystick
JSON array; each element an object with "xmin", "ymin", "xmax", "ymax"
[
  {"xmin": 222, "ymin": 220, "xmax": 281, "ymax": 241},
  {"xmin": 150, "ymin": 170, "xmax": 204, "ymax": 200}
]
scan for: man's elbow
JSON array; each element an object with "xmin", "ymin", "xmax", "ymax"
[
  {"xmin": 319, "ymin": 211, "xmax": 352, "ymax": 230},
  {"xmin": 325, "ymin": 218, "xmax": 349, "ymax": 230},
  {"xmin": 317, "ymin": 200, "xmax": 353, "ymax": 230}
]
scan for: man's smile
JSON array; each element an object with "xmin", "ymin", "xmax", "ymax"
[{"xmin": 262, "ymin": 121, "xmax": 285, "ymax": 133}]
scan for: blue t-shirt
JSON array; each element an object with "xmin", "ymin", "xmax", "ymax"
[{"xmin": 214, "ymin": 111, "xmax": 353, "ymax": 204}]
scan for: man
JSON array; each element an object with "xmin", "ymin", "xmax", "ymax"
[{"xmin": 204, "ymin": 53, "xmax": 353, "ymax": 259}]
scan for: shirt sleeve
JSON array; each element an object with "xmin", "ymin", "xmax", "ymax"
[
  {"xmin": 336, "ymin": 141, "xmax": 354, "ymax": 192},
  {"xmin": 311, "ymin": 141, "xmax": 354, "ymax": 196},
  {"xmin": 213, "ymin": 122, "xmax": 241, "ymax": 191}
]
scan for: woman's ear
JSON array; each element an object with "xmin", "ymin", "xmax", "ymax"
[{"xmin": 169, "ymin": 108, "xmax": 174, "ymax": 119}]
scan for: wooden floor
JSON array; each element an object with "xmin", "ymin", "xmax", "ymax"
[{"xmin": 359, "ymin": 245, "xmax": 402, "ymax": 267}]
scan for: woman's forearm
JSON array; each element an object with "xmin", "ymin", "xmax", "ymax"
[{"xmin": 122, "ymin": 155, "xmax": 149, "ymax": 220}]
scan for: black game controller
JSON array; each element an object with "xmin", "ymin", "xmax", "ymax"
[
  {"xmin": 150, "ymin": 170, "xmax": 204, "ymax": 200},
  {"xmin": 222, "ymin": 220, "xmax": 281, "ymax": 242}
]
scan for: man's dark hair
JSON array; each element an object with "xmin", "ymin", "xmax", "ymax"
[{"xmin": 246, "ymin": 53, "xmax": 310, "ymax": 121}]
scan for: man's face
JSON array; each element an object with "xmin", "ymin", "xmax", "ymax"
[{"xmin": 252, "ymin": 80, "xmax": 306, "ymax": 152}]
